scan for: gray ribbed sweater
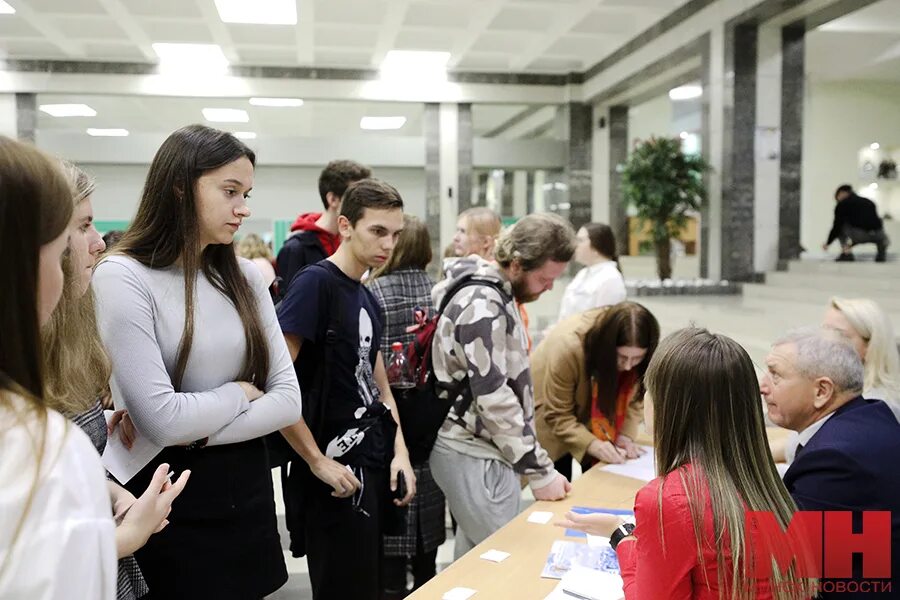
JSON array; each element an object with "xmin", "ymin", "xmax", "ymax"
[{"xmin": 93, "ymin": 255, "xmax": 302, "ymax": 447}]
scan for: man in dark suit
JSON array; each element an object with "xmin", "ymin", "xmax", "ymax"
[{"xmin": 762, "ymin": 328, "xmax": 900, "ymax": 598}]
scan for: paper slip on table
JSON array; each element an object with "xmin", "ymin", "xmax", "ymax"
[
  {"xmin": 408, "ymin": 427, "xmax": 790, "ymax": 599},
  {"xmin": 406, "ymin": 464, "xmax": 646, "ymax": 600}
]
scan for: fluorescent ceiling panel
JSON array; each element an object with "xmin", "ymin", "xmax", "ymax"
[
  {"xmin": 202, "ymin": 108, "xmax": 250, "ymax": 122},
  {"xmin": 360, "ymin": 116, "xmax": 407, "ymax": 130},
  {"xmin": 249, "ymin": 97, "xmax": 304, "ymax": 107},
  {"xmin": 153, "ymin": 43, "xmax": 229, "ymax": 73},
  {"xmin": 668, "ymin": 85, "xmax": 703, "ymax": 101},
  {"xmin": 87, "ymin": 128, "xmax": 129, "ymax": 137},
  {"xmin": 214, "ymin": 0, "xmax": 297, "ymax": 25},
  {"xmin": 39, "ymin": 103, "xmax": 97, "ymax": 117},
  {"xmin": 380, "ymin": 50, "xmax": 450, "ymax": 82}
]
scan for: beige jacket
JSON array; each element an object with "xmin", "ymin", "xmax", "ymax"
[{"xmin": 532, "ymin": 307, "xmax": 643, "ymax": 462}]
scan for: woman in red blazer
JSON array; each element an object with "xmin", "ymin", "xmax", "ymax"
[{"xmin": 559, "ymin": 328, "xmax": 817, "ymax": 600}]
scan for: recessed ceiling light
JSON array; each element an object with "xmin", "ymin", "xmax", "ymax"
[
  {"xmin": 249, "ymin": 97, "xmax": 304, "ymax": 107},
  {"xmin": 870, "ymin": 142, "xmax": 880, "ymax": 150},
  {"xmin": 669, "ymin": 85, "xmax": 703, "ymax": 101},
  {"xmin": 202, "ymin": 108, "xmax": 249, "ymax": 123},
  {"xmin": 39, "ymin": 104, "xmax": 97, "ymax": 117},
  {"xmin": 87, "ymin": 128, "xmax": 129, "ymax": 137},
  {"xmin": 380, "ymin": 50, "xmax": 450, "ymax": 83},
  {"xmin": 153, "ymin": 43, "xmax": 229, "ymax": 74},
  {"xmin": 0, "ymin": 1, "xmax": 15, "ymax": 15},
  {"xmin": 214, "ymin": 0, "xmax": 296, "ymax": 25},
  {"xmin": 233, "ymin": 131, "xmax": 257, "ymax": 139},
  {"xmin": 360, "ymin": 116, "xmax": 407, "ymax": 131}
]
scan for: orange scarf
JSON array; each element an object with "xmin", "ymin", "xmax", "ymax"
[
  {"xmin": 590, "ymin": 369, "xmax": 638, "ymax": 442},
  {"xmin": 517, "ymin": 302, "xmax": 532, "ymax": 354}
]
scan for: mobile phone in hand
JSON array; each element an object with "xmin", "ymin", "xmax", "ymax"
[{"xmin": 393, "ymin": 471, "xmax": 407, "ymax": 501}]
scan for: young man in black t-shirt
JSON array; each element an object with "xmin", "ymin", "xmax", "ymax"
[{"xmin": 277, "ymin": 178, "xmax": 416, "ymax": 600}]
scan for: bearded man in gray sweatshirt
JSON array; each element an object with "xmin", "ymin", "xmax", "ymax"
[{"xmin": 429, "ymin": 213, "xmax": 577, "ymax": 559}]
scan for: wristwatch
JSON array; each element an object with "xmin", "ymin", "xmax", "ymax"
[
  {"xmin": 609, "ymin": 522, "xmax": 636, "ymax": 550},
  {"xmin": 184, "ymin": 437, "xmax": 209, "ymax": 450}
]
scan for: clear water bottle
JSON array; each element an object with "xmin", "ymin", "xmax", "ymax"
[{"xmin": 386, "ymin": 342, "xmax": 415, "ymax": 389}]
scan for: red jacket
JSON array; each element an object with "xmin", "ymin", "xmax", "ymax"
[
  {"xmin": 290, "ymin": 212, "xmax": 340, "ymax": 256},
  {"xmin": 617, "ymin": 465, "xmax": 779, "ymax": 599}
]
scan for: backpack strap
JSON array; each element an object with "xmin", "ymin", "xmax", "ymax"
[
  {"xmin": 430, "ymin": 276, "xmax": 512, "ymax": 416},
  {"xmin": 437, "ymin": 275, "xmax": 510, "ymax": 315},
  {"xmin": 300, "ymin": 262, "xmax": 343, "ymax": 445}
]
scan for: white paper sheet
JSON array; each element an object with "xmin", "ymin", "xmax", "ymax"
[
  {"xmin": 101, "ymin": 410, "xmax": 162, "ymax": 484},
  {"xmin": 543, "ymin": 567, "xmax": 625, "ymax": 600},
  {"xmin": 528, "ymin": 511, "xmax": 554, "ymax": 524},
  {"xmin": 598, "ymin": 445, "xmax": 656, "ymax": 482},
  {"xmin": 480, "ymin": 549, "xmax": 510, "ymax": 563},
  {"xmin": 562, "ymin": 566, "xmax": 624, "ymax": 600},
  {"xmin": 442, "ymin": 587, "xmax": 477, "ymax": 600}
]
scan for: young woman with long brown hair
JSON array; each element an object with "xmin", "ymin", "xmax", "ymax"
[
  {"xmin": 368, "ymin": 214, "xmax": 445, "ymax": 597},
  {"xmin": 92, "ymin": 125, "xmax": 302, "ymax": 599},
  {"xmin": 533, "ymin": 301, "xmax": 659, "ymax": 480},
  {"xmin": 560, "ymin": 328, "xmax": 816, "ymax": 599}
]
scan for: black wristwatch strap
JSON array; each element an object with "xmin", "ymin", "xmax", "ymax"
[
  {"xmin": 184, "ymin": 437, "xmax": 209, "ymax": 450},
  {"xmin": 609, "ymin": 522, "xmax": 636, "ymax": 550}
]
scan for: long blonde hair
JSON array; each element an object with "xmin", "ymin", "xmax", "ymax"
[
  {"xmin": 42, "ymin": 162, "xmax": 112, "ymax": 416},
  {"xmin": 236, "ymin": 233, "xmax": 273, "ymax": 261},
  {"xmin": 830, "ymin": 297, "xmax": 900, "ymax": 402},
  {"xmin": 460, "ymin": 207, "xmax": 500, "ymax": 258},
  {"xmin": 647, "ymin": 328, "xmax": 815, "ymax": 600}
]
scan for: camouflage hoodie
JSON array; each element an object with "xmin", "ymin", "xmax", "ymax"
[{"xmin": 431, "ymin": 256, "xmax": 557, "ymax": 488}]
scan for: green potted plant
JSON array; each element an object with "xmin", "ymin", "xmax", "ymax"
[{"xmin": 622, "ymin": 136, "xmax": 709, "ymax": 280}]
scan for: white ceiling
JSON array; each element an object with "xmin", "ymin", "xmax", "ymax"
[
  {"xmin": 0, "ymin": 0, "xmax": 689, "ymax": 73},
  {"xmin": 807, "ymin": 0, "xmax": 900, "ymax": 82},
  {"xmin": 35, "ymin": 93, "xmax": 548, "ymax": 138}
]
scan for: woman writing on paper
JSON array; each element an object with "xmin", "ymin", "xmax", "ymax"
[
  {"xmin": 532, "ymin": 302, "xmax": 659, "ymax": 479},
  {"xmin": 93, "ymin": 125, "xmax": 302, "ymax": 599},
  {"xmin": 559, "ymin": 328, "xmax": 816, "ymax": 600}
]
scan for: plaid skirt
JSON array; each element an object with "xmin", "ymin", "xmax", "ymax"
[{"xmin": 383, "ymin": 463, "xmax": 446, "ymax": 557}]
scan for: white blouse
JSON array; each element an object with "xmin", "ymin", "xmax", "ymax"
[
  {"xmin": 0, "ymin": 398, "xmax": 116, "ymax": 599},
  {"xmin": 558, "ymin": 260, "xmax": 627, "ymax": 322}
]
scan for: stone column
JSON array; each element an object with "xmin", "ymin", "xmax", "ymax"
[
  {"xmin": 16, "ymin": 93, "xmax": 37, "ymax": 143},
  {"xmin": 566, "ymin": 102, "xmax": 593, "ymax": 232},
  {"xmin": 423, "ymin": 103, "xmax": 442, "ymax": 275},
  {"xmin": 720, "ymin": 23, "xmax": 758, "ymax": 281},
  {"xmin": 608, "ymin": 105, "xmax": 629, "ymax": 257},
  {"xmin": 457, "ymin": 103, "xmax": 473, "ymax": 214},
  {"xmin": 778, "ymin": 25, "xmax": 804, "ymax": 267}
]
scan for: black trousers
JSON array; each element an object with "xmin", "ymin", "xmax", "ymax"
[
  {"xmin": 305, "ymin": 467, "xmax": 388, "ymax": 600},
  {"xmin": 840, "ymin": 225, "xmax": 889, "ymax": 258},
  {"xmin": 382, "ymin": 532, "xmax": 438, "ymax": 595}
]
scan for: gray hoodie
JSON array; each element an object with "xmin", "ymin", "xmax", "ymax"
[{"xmin": 430, "ymin": 256, "xmax": 557, "ymax": 488}]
